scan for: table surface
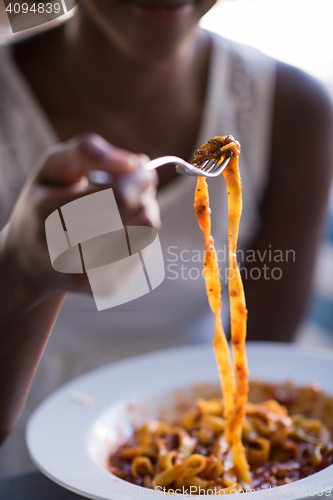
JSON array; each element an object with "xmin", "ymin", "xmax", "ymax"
[{"xmin": 0, "ymin": 472, "xmax": 85, "ymax": 500}]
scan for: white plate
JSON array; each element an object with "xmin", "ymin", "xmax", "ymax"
[{"xmin": 27, "ymin": 342, "xmax": 333, "ymax": 500}]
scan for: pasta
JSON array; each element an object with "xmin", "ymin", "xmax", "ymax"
[
  {"xmin": 108, "ymin": 137, "xmax": 333, "ymax": 492},
  {"xmin": 108, "ymin": 393, "xmax": 333, "ymax": 491},
  {"xmin": 193, "ymin": 136, "xmax": 250, "ymax": 486}
]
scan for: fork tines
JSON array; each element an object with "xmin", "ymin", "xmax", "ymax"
[{"xmin": 200, "ymin": 159, "xmax": 219, "ymax": 173}]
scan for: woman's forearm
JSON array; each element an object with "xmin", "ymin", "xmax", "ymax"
[{"xmin": 0, "ymin": 239, "xmax": 65, "ymax": 445}]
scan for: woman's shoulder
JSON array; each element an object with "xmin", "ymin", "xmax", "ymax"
[
  {"xmin": 0, "ymin": 29, "xmax": 59, "ymax": 223},
  {"xmin": 209, "ymin": 30, "xmax": 333, "ymax": 159},
  {"xmin": 9, "ymin": 23, "xmax": 64, "ymax": 93},
  {"xmin": 0, "ymin": 23, "xmax": 62, "ymax": 104},
  {"xmin": 10, "ymin": 22, "xmax": 64, "ymax": 63},
  {"xmin": 275, "ymin": 60, "xmax": 333, "ymax": 132},
  {"xmin": 210, "ymin": 31, "xmax": 332, "ymax": 122}
]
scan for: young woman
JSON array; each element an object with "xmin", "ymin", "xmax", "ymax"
[{"xmin": 0, "ymin": 0, "xmax": 332, "ymax": 475}]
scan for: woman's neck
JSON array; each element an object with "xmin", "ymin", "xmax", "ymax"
[{"xmin": 64, "ymin": 6, "xmax": 210, "ymax": 121}]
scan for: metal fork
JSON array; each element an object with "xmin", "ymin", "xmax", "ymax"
[
  {"xmin": 144, "ymin": 155, "xmax": 230, "ymax": 178},
  {"xmin": 89, "ymin": 154, "xmax": 230, "ymax": 185}
]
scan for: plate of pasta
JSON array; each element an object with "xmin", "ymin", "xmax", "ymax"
[
  {"xmin": 27, "ymin": 342, "xmax": 333, "ymax": 499},
  {"xmin": 27, "ymin": 137, "xmax": 333, "ymax": 498}
]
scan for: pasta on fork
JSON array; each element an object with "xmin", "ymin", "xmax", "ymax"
[
  {"xmin": 193, "ymin": 136, "xmax": 250, "ymax": 486},
  {"xmin": 108, "ymin": 137, "xmax": 333, "ymax": 493}
]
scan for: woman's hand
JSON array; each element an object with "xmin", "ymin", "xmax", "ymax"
[{"xmin": 0, "ymin": 134, "xmax": 160, "ymax": 299}]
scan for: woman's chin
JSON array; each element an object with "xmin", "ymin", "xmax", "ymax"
[
  {"xmin": 82, "ymin": 0, "xmax": 207, "ymax": 63},
  {"xmin": 125, "ymin": 1, "xmax": 196, "ymax": 24}
]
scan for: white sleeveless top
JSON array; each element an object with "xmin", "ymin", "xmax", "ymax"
[{"xmin": 0, "ymin": 32, "xmax": 276, "ymax": 476}]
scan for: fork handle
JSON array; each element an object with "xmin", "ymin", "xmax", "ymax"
[
  {"xmin": 145, "ymin": 156, "xmax": 200, "ymax": 176},
  {"xmin": 144, "ymin": 156, "xmax": 186, "ymax": 170}
]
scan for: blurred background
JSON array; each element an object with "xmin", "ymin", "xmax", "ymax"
[
  {"xmin": 0, "ymin": 0, "xmax": 332, "ymax": 345},
  {"xmin": 201, "ymin": 0, "xmax": 333, "ymax": 88}
]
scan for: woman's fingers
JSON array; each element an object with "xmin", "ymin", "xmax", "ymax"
[
  {"xmin": 31, "ymin": 159, "xmax": 159, "ymax": 228},
  {"xmin": 29, "ymin": 133, "xmax": 160, "ymax": 229},
  {"xmin": 34, "ymin": 134, "xmax": 148, "ymax": 185}
]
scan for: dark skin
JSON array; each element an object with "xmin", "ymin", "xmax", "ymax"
[{"xmin": 0, "ymin": 0, "xmax": 332, "ymax": 444}]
